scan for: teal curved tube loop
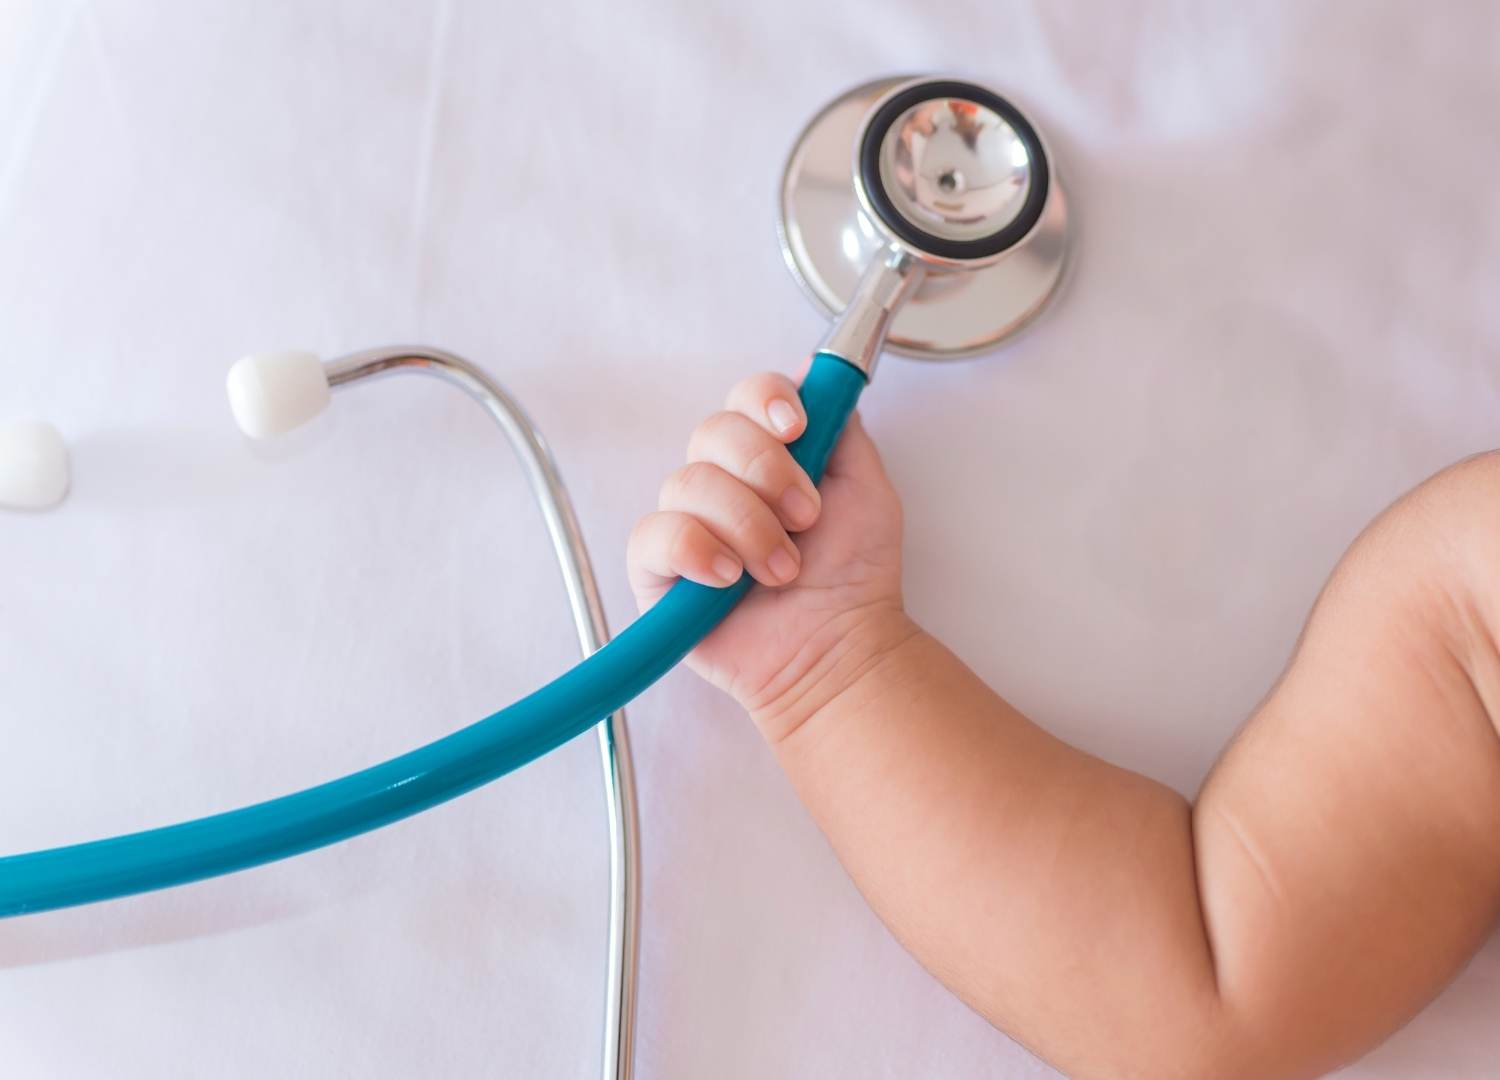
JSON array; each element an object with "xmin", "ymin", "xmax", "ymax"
[{"xmin": 0, "ymin": 352, "xmax": 867, "ymax": 916}]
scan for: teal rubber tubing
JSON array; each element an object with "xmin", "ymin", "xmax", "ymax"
[{"xmin": 0, "ymin": 352, "xmax": 867, "ymax": 916}]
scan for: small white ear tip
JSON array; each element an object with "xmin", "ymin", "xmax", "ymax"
[
  {"xmin": 0, "ymin": 420, "xmax": 70, "ymax": 511},
  {"xmin": 227, "ymin": 350, "xmax": 330, "ymax": 439}
]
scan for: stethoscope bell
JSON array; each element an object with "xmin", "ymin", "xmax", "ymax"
[{"xmin": 777, "ymin": 75, "xmax": 1071, "ymax": 360}]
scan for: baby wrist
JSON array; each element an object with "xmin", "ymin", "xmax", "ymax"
[{"xmin": 747, "ymin": 606, "xmax": 923, "ymax": 745}]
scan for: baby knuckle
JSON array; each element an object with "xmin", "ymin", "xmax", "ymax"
[
  {"xmin": 764, "ymin": 371, "xmax": 797, "ymax": 396},
  {"xmin": 694, "ymin": 410, "xmax": 741, "ymax": 449},
  {"xmin": 726, "ymin": 376, "xmax": 763, "ymax": 408},
  {"xmin": 666, "ymin": 519, "xmax": 701, "ymax": 567},
  {"xmin": 662, "ymin": 461, "xmax": 716, "ymax": 504},
  {"xmin": 626, "ymin": 515, "xmax": 652, "ymax": 552},
  {"xmin": 677, "ymin": 460, "xmax": 721, "ymax": 495},
  {"xmin": 722, "ymin": 499, "xmax": 766, "ymax": 545},
  {"xmin": 687, "ymin": 408, "xmax": 735, "ymax": 450},
  {"xmin": 741, "ymin": 442, "xmax": 787, "ymax": 487}
]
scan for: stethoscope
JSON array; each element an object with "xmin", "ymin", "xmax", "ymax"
[{"xmin": 0, "ymin": 75, "xmax": 1069, "ymax": 1078}]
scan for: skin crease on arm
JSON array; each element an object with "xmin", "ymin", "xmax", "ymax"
[{"xmin": 628, "ymin": 371, "xmax": 1500, "ymax": 1080}]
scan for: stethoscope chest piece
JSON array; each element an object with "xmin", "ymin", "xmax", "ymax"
[{"xmin": 778, "ymin": 75, "xmax": 1070, "ymax": 360}]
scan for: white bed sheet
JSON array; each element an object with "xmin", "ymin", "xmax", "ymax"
[{"xmin": 2, "ymin": 1, "xmax": 1498, "ymax": 1076}]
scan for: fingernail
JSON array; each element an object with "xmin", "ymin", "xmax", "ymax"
[
  {"xmin": 711, "ymin": 554, "xmax": 742, "ymax": 584},
  {"xmin": 780, "ymin": 486, "xmax": 817, "ymax": 529},
  {"xmin": 767, "ymin": 399, "xmax": 799, "ymax": 435},
  {"xmin": 767, "ymin": 544, "xmax": 799, "ymax": 583}
]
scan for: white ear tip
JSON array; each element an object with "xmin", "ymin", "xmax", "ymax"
[
  {"xmin": 226, "ymin": 350, "xmax": 330, "ymax": 439},
  {"xmin": 0, "ymin": 420, "xmax": 70, "ymax": 510}
]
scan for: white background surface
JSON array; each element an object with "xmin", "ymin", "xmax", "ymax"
[{"xmin": 2, "ymin": 2, "xmax": 1498, "ymax": 1076}]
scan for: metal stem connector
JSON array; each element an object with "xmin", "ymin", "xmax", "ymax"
[{"xmin": 815, "ymin": 246, "xmax": 925, "ymax": 378}]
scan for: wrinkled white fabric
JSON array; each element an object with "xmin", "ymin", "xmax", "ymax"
[{"xmin": 2, "ymin": 2, "xmax": 1497, "ymax": 1076}]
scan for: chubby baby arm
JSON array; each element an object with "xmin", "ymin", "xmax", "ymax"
[{"xmin": 628, "ymin": 373, "xmax": 1500, "ymax": 1079}]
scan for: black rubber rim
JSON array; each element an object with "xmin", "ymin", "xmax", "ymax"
[{"xmin": 858, "ymin": 80, "xmax": 1050, "ymax": 261}]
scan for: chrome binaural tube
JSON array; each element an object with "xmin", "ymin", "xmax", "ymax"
[{"xmin": 324, "ymin": 346, "xmax": 640, "ymax": 1080}]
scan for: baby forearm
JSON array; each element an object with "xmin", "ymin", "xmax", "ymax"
[{"xmin": 769, "ymin": 618, "xmax": 1228, "ymax": 1077}]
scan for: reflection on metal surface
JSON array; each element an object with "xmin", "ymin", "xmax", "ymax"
[
  {"xmin": 778, "ymin": 77, "xmax": 1070, "ymax": 360},
  {"xmin": 878, "ymin": 97, "xmax": 1033, "ymax": 245}
]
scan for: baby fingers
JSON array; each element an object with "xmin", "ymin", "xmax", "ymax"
[
  {"xmin": 629, "ymin": 371, "xmax": 820, "ymax": 601},
  {"xmin": 627, "ymin": 510, "xmax": 744, "ymax": 593},
  {"xmin": 658, "ymin": 462, "xmax": 802, "ymax": 587},
  {"xmin": 725, "ymin": 371, "xmax": 807, "ymax": 442},
  {"xmin": 686, "ymin": 410, "xmax": 822, "ymax": 533}
]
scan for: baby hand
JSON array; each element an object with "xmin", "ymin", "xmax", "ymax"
[{"xmin": 627, "ymin": 370, "xmax": 915, "ymax": 741}]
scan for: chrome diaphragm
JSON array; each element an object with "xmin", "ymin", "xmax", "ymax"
[{"xmin": 777, "ymin": 75, "xmax": 1070, "ymax": 359}]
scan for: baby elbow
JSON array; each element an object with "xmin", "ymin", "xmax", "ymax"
[{"xmin": 1382, "ymin": 452, "xmax": 1500, "ymax": 719}]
